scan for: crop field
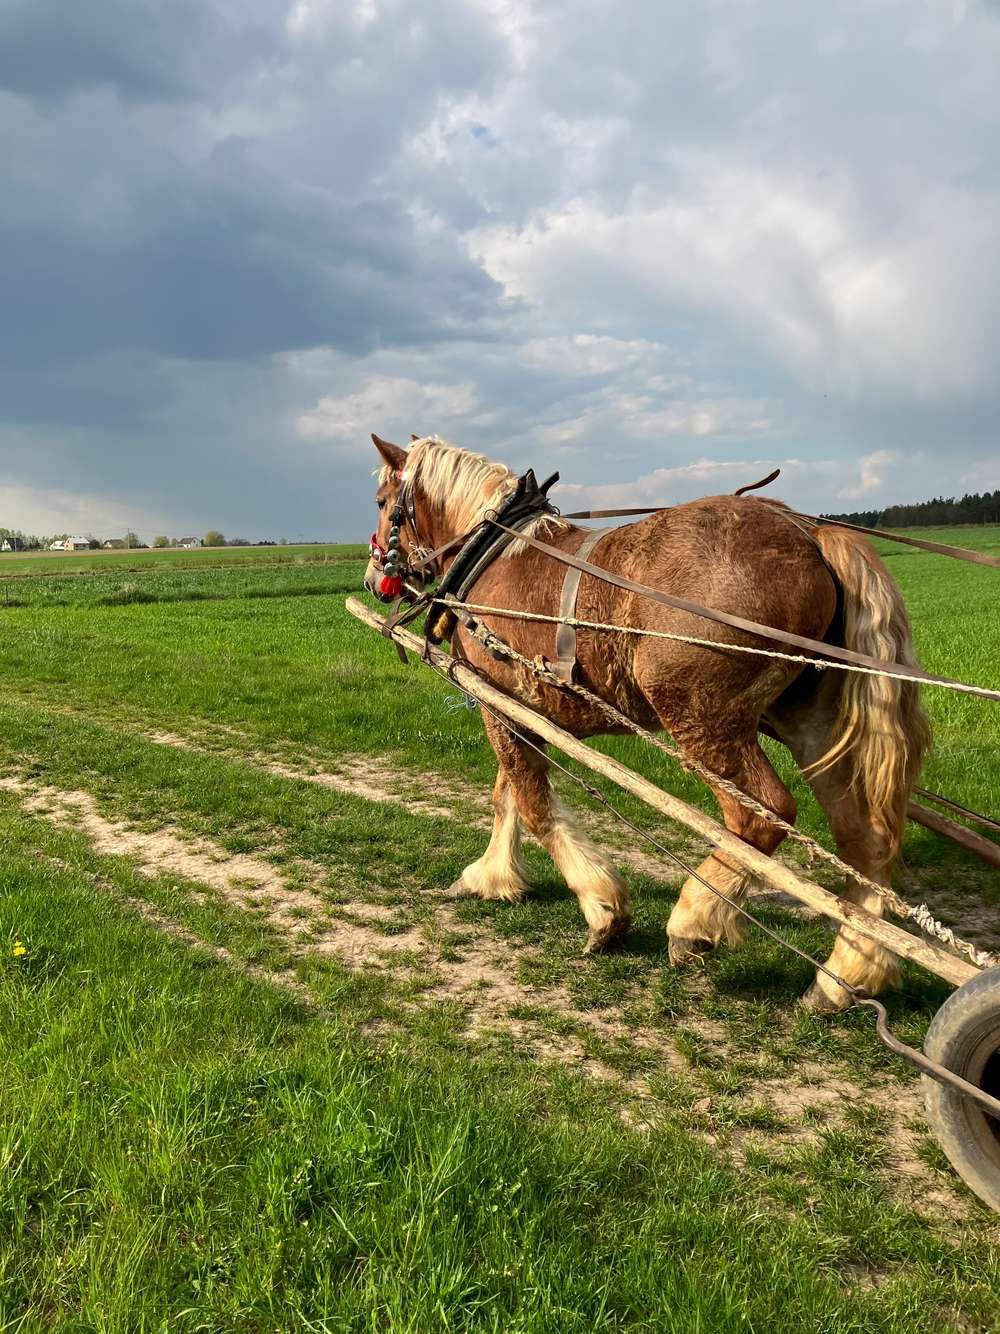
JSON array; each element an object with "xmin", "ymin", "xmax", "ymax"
[{"xmin": 1, "ymin": 527, "xmax": 998, "ymax": 1329}]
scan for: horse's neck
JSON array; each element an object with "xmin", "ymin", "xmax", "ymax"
[{"xmin": 414, "ymin": 482, "xmax": 510, "ymax": 557}]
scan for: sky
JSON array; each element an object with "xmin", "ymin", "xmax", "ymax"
[{"xmin": 3, "ymin": 0, "xmax": 1000, "ymax": 541}]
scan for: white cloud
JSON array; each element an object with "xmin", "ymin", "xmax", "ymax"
[
  {"xmin": 0, "ymin": 479, "xmax": 175, "ymax": 541},
  {"xmin": 294, "ymin": 375, "xmax": 481, "ymax": 444},
  {"xmin": 515, "ymin": 334, "xmax": 675, "ymax": 378},
  {"xmin": 837, "ymin": 450, "xmax": 905, "ymax": 500},
  {"xmin": 469, "ymin": 167, "xmax": 1000, "ymax": 403},
  {"xmin": 554, "ymin": 457, "xmax": 839, "ymax": 512}
]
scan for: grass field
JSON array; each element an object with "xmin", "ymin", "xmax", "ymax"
[{"xmin": 1, "ymin": 527, "xmax": 998, "ymax": 1329}]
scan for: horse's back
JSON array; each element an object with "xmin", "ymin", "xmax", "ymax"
[{"xmin": 583, "ymin": 495, "xmax": 837, "ymax": 633}]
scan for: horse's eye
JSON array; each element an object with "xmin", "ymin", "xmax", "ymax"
[{"xmin": 377, "ymin": 498, "xmax": 386, "ymax": 510}]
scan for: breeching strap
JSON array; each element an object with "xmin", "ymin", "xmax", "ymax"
[{"xmin": 785, "ymin": 512, "xmax": 1000, "ymax": 570}]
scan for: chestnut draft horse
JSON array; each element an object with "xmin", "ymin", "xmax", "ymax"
[{"xmin": 364, "ymin": 435, "xmax": 931, "ymax": 1011}]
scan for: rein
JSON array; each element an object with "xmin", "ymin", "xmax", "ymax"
[
  {"xmin": 374, "ymin": 461, "xmax": 999, "ymax": 697},
  {"xmin": 560, "ymin": 497, "xmax": 1000, "ymax": 571},
  {"xmin": 481, "ymin": 517, "xmax": 1000, "ymax": 702},
  {"xmin": 404, "ymin": 468, "xmax": 1000, "ymax": 575}
]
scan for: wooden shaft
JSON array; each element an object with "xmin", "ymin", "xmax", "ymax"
[
  {"xmin": 346, "ymin": 597, "xmax": 980, "ymax": 988},
  {"xmin": 908, "ymin": 800, "xmax": 1000, "ymax": 870}
]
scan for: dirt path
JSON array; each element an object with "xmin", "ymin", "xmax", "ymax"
[
  {"xmin": 22, "ymin": 700, "xmax": 1000, "ymax": 952},
  {"xmin": 3, "ymin": 763, "xmax": 977, "ymax": 1223},
  {"xmin": 147, "ymin": 723, "xmax": 1000, "ymax": 952}
]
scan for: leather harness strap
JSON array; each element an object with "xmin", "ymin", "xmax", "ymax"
[
  {"xmin": 785, "ymin": 510, "xmax": 1000, "ymax": 570},
  {"xmin": 551, "ymin": 527, "xmax": 613, "ymax": 683},
  {"xmin": 408, "ymin": 468, "xmax": 1000, "ymax": 574},
  {"xmin": 381, "ymin": 463, "xmax": 998, "ymax": 684},
  {"xmin": 734, "ymin": 467, "xmax": 782, "ymax": 497},
  {"xmin": 483, "ymin": 517, "xmax": 1000, "ymax": 700}
]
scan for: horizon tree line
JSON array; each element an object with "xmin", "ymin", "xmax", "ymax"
[{"xmin": 821, "ymin": 489, "xmax": 1000, "ymax": 528}]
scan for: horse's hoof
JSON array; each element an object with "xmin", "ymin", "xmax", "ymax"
[
  {"xmin": 799, "ymin": 979, "xmax": 852, "ymax": 1014},
  {"xmin": 450, "ymin": 876, "xmax": 527, "ymax": 903},
  {"xmin": 583, "ymin": 914, "xmax": 631, "ymax": 955},
  {"xmin": 668, "ymin": 936, "xmax": 713, "ymax": 967}
]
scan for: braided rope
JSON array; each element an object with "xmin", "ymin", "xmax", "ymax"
[
  {"xmin": 441, "ymin": 598, "xmax": 1000, "ymax": 703},
  {"xmin": 458, "ymin": 615, "xmax": 996, "ymax": 971}
]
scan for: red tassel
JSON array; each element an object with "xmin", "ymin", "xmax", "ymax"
[{"xmin": 379, "ymin": 574, "xmax": 404, "ymax": 598}]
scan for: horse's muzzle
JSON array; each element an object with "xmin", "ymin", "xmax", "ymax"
[{"xmin": 363, "ymin": 562, "xmax": 393, "ymax": 602}]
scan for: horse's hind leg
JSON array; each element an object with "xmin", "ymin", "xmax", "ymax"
[
  {"xmin": 767, "ymin": 698, "xmax": 900, "ymax": 1011},
  {"xmin": 466, "ymin": 711, "xmax": 631, "ymax": 951},
  {"xmin": 664, "ymin": 734, "xmax": 797, "ymax": 965},
  {"xmin": 802, "ymin": 769, "xmax": 899, "ymax": 1013}
]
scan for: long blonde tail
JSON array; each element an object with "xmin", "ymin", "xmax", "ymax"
[{"xmin": 811, "ymin": 527, "xmax": 932, "ymax": 861}]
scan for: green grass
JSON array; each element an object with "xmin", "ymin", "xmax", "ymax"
[
  {"xmin": 3, "ymin": 830, "xmax": 998, "ymax": 1331},
  {"xmin": 0, "ymin": 530, "xmax": 998, "ymax": 1328},
  {"xmin": 0, "ymin": 542, "xmax": 366, "ymax": 578}
]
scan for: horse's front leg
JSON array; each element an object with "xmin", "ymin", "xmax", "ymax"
[
  {"xmin": 466, "ymin": 713, "xmax": 631, "ymax": 952},
  {"xmin": 451, "ymin": 769, "xmax": 529, "ymax": 902}
]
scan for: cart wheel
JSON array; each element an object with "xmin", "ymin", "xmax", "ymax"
[{"xmin": 923, "ymin": 967, "xmax": 1000, "ymax": 1212}]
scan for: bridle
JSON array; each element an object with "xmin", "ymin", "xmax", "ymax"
[{"xmin": 369, "ymin": 471, "xmax": 436, "ymax": 599}]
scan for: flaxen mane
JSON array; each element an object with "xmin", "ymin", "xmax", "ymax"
[{"xmin": 384, "ymin": 436, "xmax": 569, "ymax": 552}]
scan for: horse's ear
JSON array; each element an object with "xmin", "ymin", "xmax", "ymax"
[
  {"xmin": 371, "ymin": 433, "xmax": 407, "ymax": 473},
  {"xmin": 410, "ymin": 434, "xmax": 420, "ymax": 442}
]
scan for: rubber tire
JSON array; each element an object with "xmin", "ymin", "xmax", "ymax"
[{"xmin": 923, "ymin": 966, "xmax": 1000, "ymax": 1212}]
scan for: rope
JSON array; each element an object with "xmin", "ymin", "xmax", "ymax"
[
  {"xmin": 441, "ymin": 598, "xmax": 1000, "ymax": 704},
  {"xmin": 433, "ymin": 655, "xmax": 1000, "ymax": 1119},
  {"xmin": 455, "ymin": 614, "xmax": 997, "ymax": 972}
]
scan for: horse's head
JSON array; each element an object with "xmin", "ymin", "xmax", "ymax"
[{"xmin": 364, "ymin": 434, "xmax": 436, "ymax": 603}]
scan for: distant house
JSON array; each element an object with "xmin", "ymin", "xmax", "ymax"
[
  {"xmin": 178, "ymin": 537, "xmax": 202, "ymax": 549},
  {"xmin": 103, "ymin": 538, "xmax": 126, "ymax": 549},
  {"xmin": 65, "ymin": 537, "xmax": 90, "ymax": 551},
  {"xmin": 1, "ymin": 538, "xmax": 24, "ymax": 552},
  {"xmin": 49, "ymin": 540, "xmax": 65, "ymax": 551}
]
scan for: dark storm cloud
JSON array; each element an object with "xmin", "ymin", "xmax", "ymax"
[
  {"xmin": 0, "ymin": 164, "xmax": 500, "ymax": 365},
  {"xmin": 1, "ymin": 0, "xmax": 507, "ymax": 375},
  {"xmin": 0, "ymin": 0, "xmax": 279, "ymax": 105},
  {"xmin": 1, "ymin": 0, "xmax": 999, "ymax": 541}
]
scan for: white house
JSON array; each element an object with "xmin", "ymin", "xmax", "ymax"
[
  {"xmin": 49, "ymin": 540, "xmax": 65, "ymax": 551},
  {"xmin": 179, "ymin": 537, "xmax": 202, "ymax": 549},
  {"xmin": 66, "ymin": 537, "xmax": 90, "ymax": 551}
]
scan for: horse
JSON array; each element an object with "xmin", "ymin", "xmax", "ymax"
[{"xmin": 364, "ymin": 433, "xmax": 931, "ymax": 1011}]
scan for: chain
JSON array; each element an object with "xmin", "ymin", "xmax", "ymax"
[{"xmin": 458, "ymin": 614, "xmax": 996, "ymax": 972}]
